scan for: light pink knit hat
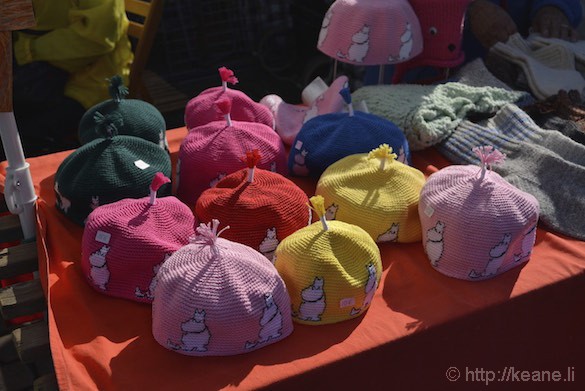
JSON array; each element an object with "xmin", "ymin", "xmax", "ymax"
[
  {"xmin": 184, "ymin": 66, "xmax": 274, "ymax": 130},
  {"xmin": 81, "ymin": 173, "xmax": 196, "ymax": 302},
  {"xmin": 418, "ymin": 147, "xmax": 539, "ymax": 281},
  {"xmin": 152, "ymin": 219, "xmax": 294, "ymax": 356},
  {"xmin": 176, "ymin": 98, "xmax": 288, "ymax": 207},
  {"xmin": 317, "ymin": 0, "xmax": 423, "ymax": 65}
]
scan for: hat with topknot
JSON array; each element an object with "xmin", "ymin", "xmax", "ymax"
[
  {"xmin": 418, "ymin": 146, "xmax": 540, "ymax": 280},
  {"xmin": 316, "ymin": 144, "xmax": 425, "ymax": 243},
  {"xmin": 152, "ymin": 219, "xmax": 294, "ymax": 356},
  {"xmin": 184, "ymin": 66, "xmax": 274, "ymax": 130},
  {"xmin": 274, "ymin": 196, "xmax": 382, "ymax": 325},
  {"xmin": 196, "ymin": 150, "xmax": 311, "ymax": 260},
  {"xmin": 81, "ymin": 173, "xmax": 196, "ymax": 302},
  {"xmin": 78, "ymin": 75, "xmax": 169, "ymax": 151}
]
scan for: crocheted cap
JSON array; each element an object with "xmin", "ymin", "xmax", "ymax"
[
  {"xmin": 54, "ymin": 130, "xmax": 172, "ymax": 226},
  {"xmin": 81, "ymin": 173, "xmax": 196, "ymax": 302},
  {"xmin": 289, "ymin": 87, "xmax": 410, "ymax": 177},
  {"xmin": 152, "ymin": 220, "xmax": 294, "ymax": 356},
  {"xmin": 78, "ymin": 75, "xmax": 169, "ymax": 151},
  {"xmin": 184, "ymin": 67, "xmax": 274, "ymax": 130},
  {"xmin": 317, "ymin": 0, "xmax": 423, "ymax": 65},
  {"xmin": 196, "ymin": 154, "xmax": 311, "ymax": 260},
  {"xmin": 177, "ymin": 98, "xmax": 288, "ymax": 206},
  {"xmin": 316, "ymin": 144, "xmax": 425, "ymax": 243},
  {"xmin": 418, "ymin": 146, "xmax": 540, "ymax": 281},
  {"xmin": 274, "ymin": 196, "xmax": 382, "ymax": 325}
]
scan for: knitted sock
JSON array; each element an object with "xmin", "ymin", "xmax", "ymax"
[
  {"xmin": 529, "ymin": 33, "xmax": 585, "ymax": 71},
  {"xmin": 505, "ymin": 33, "xmax": 577, "ymax": 70},
  {"xmin": 539, "ymin": 116, "xmax": 585, "ymax": 146},
  {"xmin": 452, "ymin": 58, "xmax": 513, "ymax": 90},
  {"xmin": 438, "ymin": 120, "xmax": 585, "ymax": 240},
  {"xmin": 352, "ymin": 82, "xmax": 528, "ymax": 150}
]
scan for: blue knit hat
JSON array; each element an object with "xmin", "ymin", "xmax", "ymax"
[{"xmin": 288, "ymin": 87, "xmax": 410, "ymax": 177}]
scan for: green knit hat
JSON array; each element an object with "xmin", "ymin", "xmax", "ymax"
[
  {"xmin": 78, "ymin": 75, "xmax": 169, "ymax": 151},
  {"xmin": 55, "ymin": 122, "xmax": 172, "ymax": 226}
]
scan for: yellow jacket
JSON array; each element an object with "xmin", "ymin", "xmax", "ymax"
[{"xmin": 14, "ymin": 0, "xmax": 133, "ymax": 109}]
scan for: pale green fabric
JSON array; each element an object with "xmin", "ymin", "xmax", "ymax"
[{"xmin": 352, "ymin": 82, "xmax": 529, "ymax": 151}]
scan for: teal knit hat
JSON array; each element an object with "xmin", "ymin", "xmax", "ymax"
[
  {"xmin": 78, "ymin": 75, "xmax": 169, "ymax": 151},
  {"xmin": 55, "ymin": 122, "xmax": 172, "ymax": 226}
]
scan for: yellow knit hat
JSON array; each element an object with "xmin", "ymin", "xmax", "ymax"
[
  {"xmin": 274, "ymin": 196, "xmax": 382, "ymax": 325},
  {"xmin": 315, "ymin": 144, "xmax": 425, "ymax": 243}
]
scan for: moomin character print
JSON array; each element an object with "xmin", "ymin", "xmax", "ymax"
[
  {"xmin": 135, "ymin": 253, "xmax": 170, "ymax": 300},
  {"xmin": 377, "ymin": 223, "xmax": 399, "ymax": 243},
  {"xmin": 426, "ymin": 221, "xmax": 445, "ymax": 267},
  {"xmin": 209, "ymin": 173, "xmax": 226, "ymax": 188},
  {"xmin": 469, "ymin": 233, "xmax": 512, "ymax": 279},
  {"xmin": 167, "ymin": 309, "xmax": 211, "ymax": 352},
  {"xmin": 89, "ymin": 245, "xmax": 111, "ymax": 290},
  {"xmin": 325, "ymin": 203, "xmax": 338, "ymax": 220},
  {"xmin": 295, "ymin": 277, "xmax": 326, "ymax": 322},
  {"xmin": 259, "ymin": 227, "xmax": 279, "ymax": 260},
  {"xmin": 350, "ymin": 263, "xmax": 378, "ymax": 315},
  {"xmin": 516, "ymin": 225, "xmax": 537, "ymax": 261},
  {"xmin": 292, "ymin": 147, "xmax": 310, "ymax": 176},
  {"xmin": 54, "ymin": 182, "xmax": 71, "ymax": 213},
  {"xmin": 337, "ymin": 25, "xmax": 370, "ymax": 63},
  {"xmin": 396, "ymin": 146, "xmax": 407, "ymax": 164},
  {"xmin": 389, "ymin": 22, "xmax": 414, "ymax": 62},
  {"xmin": 245, "ymin": 293, "xmax": 284, "ymax": 349},
  {"xmin": 318, "ymin": 8, "xmax": 333, "ymax": 47}
]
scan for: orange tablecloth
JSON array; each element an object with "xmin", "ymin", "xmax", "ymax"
[{"xmin": 2, "ymin": 127, "xmax": 585, "ymax": 390}]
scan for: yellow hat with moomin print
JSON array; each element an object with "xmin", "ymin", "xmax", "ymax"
[
  {"xmin": 274, "ymin": 196, "xmax": 382, "ymax": 325},
  {"xmin": 315, "ymin": 144, "xmax": 425, "ymax": 243}
]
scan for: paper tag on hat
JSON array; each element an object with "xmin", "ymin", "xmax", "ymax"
[
  {"xmin": 339, "ymin": 297, "xmax": 356, "ymax": 308},
  {"xmin": 424, "ymin": 204, "xmax": 435, "ymax": 218},
  {"xmin": 0, "ymin": 248, "xmax": 8, "ymax": 267},
  {"xmin": 95, "ymin": 230, "xmax": 111, "ymax": 244},
  {"xmin": 134, "ymin": 160, "xmax": 150, "ymax": 170},
  {"xmin": 295, "ymin": 140, "xmax": 303, "ymax": 151}
]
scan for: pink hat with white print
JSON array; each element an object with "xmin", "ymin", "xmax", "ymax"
[
  {"xmin": 176, "ymin": 98, "xmax": 288, "ymax": 207},
  {"xmin": 317, "ymin": 0, "xmax": 423, "ymax": 65},
  {"xmin": 152, "ymin": 219, "xmax": 294, "ymax": 356},
  {"xmin": 81, "ymin": 173, "xmax": 196, "ymax": 302},
  {"xmin": 184, "ymin": 66, "xmax": 274, "ymax": 130},
  {"xmin": 195, "ymin": 151, "xmax": 311, "ymax": 261},
  {"xmin": 418, "ymin": 146, "xmax": 540, "ymax": 281}
]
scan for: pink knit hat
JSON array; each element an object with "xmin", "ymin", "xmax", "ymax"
[
  {"xmin": 418, "ymin": 147, "xmax": 539, "ymax": 281},
  {"xmin": 184, "ymin": 66, "xmax": 274, "ymax": 130},
  {"xmin": 176, "ymin": 98, "xmax": 288, "ymax": 207},
  {"xmin": 81, "ymin": 173, "xmax": 196, "ymax": 302},
  {"xmin": 195, "ymin": 151, "xmax": 311, "ymax": 261},
  {"xmin": 152, "ymin": 219, "xmax": 294, "ymax": 356},
  {"xmin": 317, "ymin": 0, "xmax": 423, "ymax": 65},
  {"xmin": 393, "ymin": 0, "xmax": 472, "ymax": 82}
]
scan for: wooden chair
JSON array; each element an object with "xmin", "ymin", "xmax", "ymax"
[{"xmin": 125, "ymin": 0, "xmax": 164, "ymax": 101}]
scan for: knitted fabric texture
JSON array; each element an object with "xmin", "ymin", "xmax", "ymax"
[
  {"xmin": 54, "ymin": 136, "xmax": 172, "ymax": 226},
  {"xmin": 274, "ymin": 219, "xmax": 382, "ymax": 325},
  {"xmin": 152, "ymin": 221, "xmax": 293, "ymax": 356},
  {"xmin": 317, "ymin": 0, "xmax": 423, "ymax": 65},
  {"xmin": 419, "ymin": 160, "xmax": 539, "ymax": 281},
  {"xmin": 315, "ymin": 146, "xmax": 425, "ymax": 243},
  {"xmin": 81, "ymin": 178, "xmax": 196, "ymax": 302},
  {"xmin": 452, "ymin": 58, "xmax": 513, "ymax": 91},
  {"xmin": 351, "ymin": 82, "xmax": 529, "ymax": 150},
  {"xmin": 393, "ymin": 0, "xmax": 472, "ymax": 83},
  {"xmin": 195, "ymin": 168, "xmax": 311, "ymax": 260},
  {"xmin": 78, "ymin": 76, "xmax": 168, "ymax": 151},
  {"xmin": 176, "ymin": 115, "xmax": 287, "ymax": 206},
  {"xmin": 438, "ymin": 105, "xmax": 585, "ymax": 240},
  {"xmin": 184, "ymin": 68, "xmax": 274, "ymax": 130}
]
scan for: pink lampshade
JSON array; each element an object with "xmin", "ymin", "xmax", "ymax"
[{"xmin": 317, "ymin": 0, "xmax": 423, "ymax": 66}]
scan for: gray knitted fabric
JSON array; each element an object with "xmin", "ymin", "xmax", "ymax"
[
  {"xmin": 452, "ymin": 58, "xmax": 513, "ymax": 91},
  {"xmin": 438, "ymin": 105, "xmax": 585, "ymax": 240},
  {"xmin": 352, "ymin": 82, "xmax": 529, "ymax": 151}
]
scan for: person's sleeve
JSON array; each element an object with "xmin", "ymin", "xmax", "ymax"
[
  {"xmin": 530, "ymin": 0, "xmax": 583, "ymax": 27},
  {"xmin": 14, "ymin": 1, "xmax": 127, "ymax": 68}
]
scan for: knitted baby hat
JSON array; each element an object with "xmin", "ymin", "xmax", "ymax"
[
  {"xmin": 316, "ymin": 144, "xmax": 425, "ymax": 243},
  {"xmin": 317, "ymin": 0, "xmax": 423, "ymax": 65},
  {"xmin": 418, "ymin": 146, "xmax": 539, "ymax": 281},
  {"xmin": 152, "ymin": 220, "xmax": 294, "ymax": 356},
  {"xmin": 54, "ymin": 124, "xmax": 172, "ymax": 226},
  {"xmin": 78, "ymin": 76, "xmax": 169, "ymax": 151},
  {"xmin": 176, "ymin": 98, "xmax": 287, "ymax": 206},
  {"xmin": 274, "ymin": 196, "xmax": 382, "ymax": 325},
  {"xmin": 289, "ymin": 88, "xmax": 410, "ymax": 177},
  {"xmin": 196, "ymin": 151, "xmax": 311, "ymax": 260},
  {"xmin": 81, "ymin": 173, "xmax": 195, "ymax": 302},
  {"xmin": 184, "ymin": 67, "xmax": 274, "ymax": 130}
]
